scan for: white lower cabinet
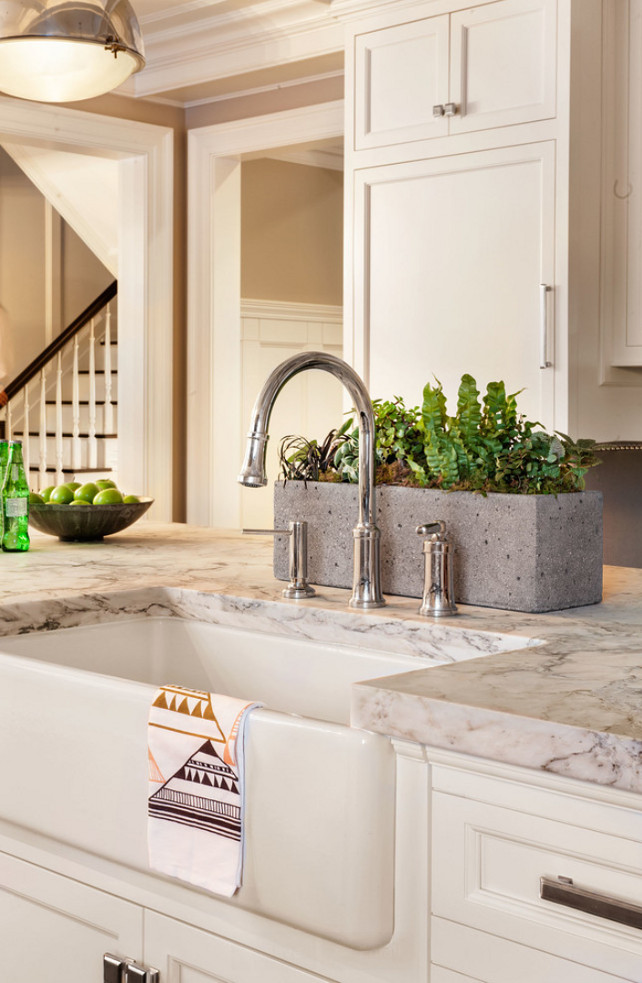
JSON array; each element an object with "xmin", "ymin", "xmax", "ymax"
[
  {"xmin": 429, "ymin": 759, "xmax": 642, "ymax": 982},
  {"xmin": 0, "ymin": 851, "xmax": 143, "ymax": 982},
  {"xmin": 143, "ymin": 912, "xmax": 334, "ymax": 983}
]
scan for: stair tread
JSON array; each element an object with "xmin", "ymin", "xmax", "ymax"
[
  {"xmin": 14, "ymin": 432, "xmax": 117, "ymax": 439},
  {"xmin": 28, "ymin": 466, "xmax": 114, "ymax": 474},
  {"xmin": 45, "ymin": 400, "xmax": 118, "ymax": 406},
  {"xmin": 77, "ymin": 369, "xmax": 117, "ymax": 375}
]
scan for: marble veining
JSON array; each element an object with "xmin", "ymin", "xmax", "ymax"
[{"xmin": 1, "ymin": 524, "xmax": 642, "ymax": 793}]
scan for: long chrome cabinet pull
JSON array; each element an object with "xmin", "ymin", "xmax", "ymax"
[
  {"xmin": 539, "ymin": 283, "xmax": 553, "ymax": 368},
  {"xmin": 540, "ymin": 876, "xmax": 642, "ymax": 930}
]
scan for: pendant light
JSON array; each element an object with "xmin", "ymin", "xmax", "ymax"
[{"xmin": 0, "ymin": 0, "xmax": 145, "ymax": 103}]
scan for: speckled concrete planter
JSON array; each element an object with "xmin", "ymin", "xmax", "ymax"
[{"xmin": 274, "ymin": 482, "xmax": 603, "ymax": 613}]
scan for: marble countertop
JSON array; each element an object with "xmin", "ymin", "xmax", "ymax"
[{"xmin": 1, "ymin": 522, "xmax": 641, "ymax": 794}]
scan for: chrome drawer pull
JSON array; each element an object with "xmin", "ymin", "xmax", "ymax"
[{"xmin": 540, "ymin": 876, "xmax": 642, "ymax": 930}]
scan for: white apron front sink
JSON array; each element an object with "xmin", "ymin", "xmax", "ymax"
[{"xmin": 0, "ymin": 607, "xmax": 536, "ymax": 950}]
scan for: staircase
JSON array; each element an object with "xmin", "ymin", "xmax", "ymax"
[{"xmin": 0, "ymin": 283, "xmax": 118, "ymax": 491}]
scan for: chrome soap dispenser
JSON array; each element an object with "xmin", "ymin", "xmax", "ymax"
[{"xmin": 416, "ymin": 521, "xmax": 457, "ymax": 617}]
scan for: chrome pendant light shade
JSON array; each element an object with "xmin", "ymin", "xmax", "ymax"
[{"xmin": 0, "ymin": 0, "xmax": 145, "ymax": 102}]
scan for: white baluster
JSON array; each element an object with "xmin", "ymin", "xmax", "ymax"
[
  {"xmin": 104, "ymin": 304, "xmax": 114, "ymax": 434},
  {"xmin": 39, "ymin": 368, "xmax": 47, "ymax": 486},
  {"xmin": 72, "ymin": 335, "xmax": 81, "ymax": 471},
  {"xmin": 88, "ymin": 317, "xmax": 97, "ymax": 469},
  {"xmin": 55, "ymin": 350, "xmax": 63, "ymax": 484},
  {"xmin": 23, "ymin": 384, "xmax": 30, "ymax": 482}
]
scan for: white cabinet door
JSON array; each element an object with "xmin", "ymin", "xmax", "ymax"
[
  {"xmin": 0, "ymin": 852, "xmax": 142, "ymax": 983},
  {"xmin": 144, "ymin": 911, "xmax": 333, "ymax": 983},
  {"xmin": 449, "ymin": 0, "xmax": 557, "ymax": 134},
  {"xmin": 354, "ymin": 15, "xmax": 449, "ymax": 149},
  {"xmin": 352, "ymin": 0, "xmax": 556, "ymax": 152},
  {"xmin": 352, "ymin": 142, "xmax": 556, "ymax": 428}
]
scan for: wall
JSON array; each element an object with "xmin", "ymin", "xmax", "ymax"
[
  {"xmin": 0, "ymin": 148, "xmax": 112, "ymax": 383},
  {"xmin": 241, "ymin": 158, "xmax": 343, "ymax": 306}
]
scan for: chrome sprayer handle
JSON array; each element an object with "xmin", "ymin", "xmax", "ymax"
[{"xmin": 243, "ymin": 520, "xmax": 316, "ymax": 600}]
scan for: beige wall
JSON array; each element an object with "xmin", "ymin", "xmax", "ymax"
[
  {"xmin": 62, "ymin": 223, "xmax": 113, "ymax": 326},
  {"xmin": 0, "ymin": 149, "xmax": 112, "ymax": 382},
  {"xmin": 0, "ymin": 149, "xmax": 46, "ymax": 381},
  {"xmin": 241, "ymin": 158, "xmax": 343, "ymax": 306}
]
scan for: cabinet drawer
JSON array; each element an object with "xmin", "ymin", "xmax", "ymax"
[
  {"xmin": 431, "ymin": 919, "xmax": 624, "ymax": 983},
  {"xmin": 432, "ymin": 790, "xmax": 642, "ymax": 980}
]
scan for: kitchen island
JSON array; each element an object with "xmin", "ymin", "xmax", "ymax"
[{"xmin": 0, "ymin": 522, "xmax": 640, "ymax": 983}]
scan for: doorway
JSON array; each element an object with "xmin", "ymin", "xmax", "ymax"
[
  {"xmin": 0, "ymin": 96, "xmax": 174, "ymax": 519},
  {"xmin": 187, "ymin": 101, "xmax": 344, "ymax": 529}
]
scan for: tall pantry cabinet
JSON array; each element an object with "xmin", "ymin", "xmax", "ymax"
[{"xmin": 339, "ymin": 0, "xmax": 642, "ymax": 440}]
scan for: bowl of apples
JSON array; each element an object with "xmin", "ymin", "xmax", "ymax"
[{"xmin": 28, "ymin": 480, "xmax": 153, "ymax": 541}]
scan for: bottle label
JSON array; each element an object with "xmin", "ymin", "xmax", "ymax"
[{"xmin": 5, "ymin": 498, "xmax": 27, "ymax": 517}]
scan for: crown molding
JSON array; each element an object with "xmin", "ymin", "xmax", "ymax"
[
  {"xmin": 133, "ymin": 0, "xmax": 344, "ymax": 98},
  {"xmin": 329, "ymin": 0, "xmax": 437, "ymax": 20}
]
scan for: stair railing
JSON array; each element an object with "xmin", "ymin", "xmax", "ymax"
[{"xmin": 0, "ymin": 281, "xmax": 117, "ymax": 485}]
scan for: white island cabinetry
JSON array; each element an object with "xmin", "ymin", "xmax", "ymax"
[{"xmin": 429, "ymin": 755, "xmax": 642, "ymax": 983}]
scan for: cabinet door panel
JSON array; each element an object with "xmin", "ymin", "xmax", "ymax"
[
  {"xmin": 0, "ymin": 852, "xmax": 142, "ymax": 983},
  {"xmin": 354, "ymin": 16, "xmax": 449, "ymax": 150},
  {"xmin": 450, "ymin": 0, "xmax": 557, "ymax": 134},
  {"xmin": 145, "ymin": 911, "xmax": 332, "ymax": 983},
  {"xmin": 354, "ymin": 143, "xmax": 555, "ymax": 428}
]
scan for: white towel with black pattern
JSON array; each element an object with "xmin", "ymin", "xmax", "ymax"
[{"xmin": 148, "ymin": 685, "xmax": 262, "ymax": 897}]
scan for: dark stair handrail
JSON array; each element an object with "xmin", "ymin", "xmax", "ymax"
[{"xmin": 4, "ymin": 280, "xmax": 117, "ymax": 402}]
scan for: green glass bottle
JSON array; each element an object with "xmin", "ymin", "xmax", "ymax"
[
  {"xmin": 2, "ymin": 441, "xmax": 30, "ymax": 552},
  {"xmin": 0, "ymin": 440, "xmax": 9, "ymax": 543}
]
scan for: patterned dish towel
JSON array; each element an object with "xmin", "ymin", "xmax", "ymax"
[{"xmin": 148, "ymin": 685, "xmax": 262, "ymax": 897}]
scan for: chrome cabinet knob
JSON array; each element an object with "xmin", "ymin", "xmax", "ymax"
[
  {"xmin": 432, "ymin": 104, "xmax": 445, "ymax": 118},
  {"xmin": 444, "ymin": 102, "xmax": 459, "ymax": 117}
]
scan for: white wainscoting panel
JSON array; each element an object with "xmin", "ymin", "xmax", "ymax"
[{"xmin": 240, "ymin": 299, "xmax": 343, "ymax": 530}]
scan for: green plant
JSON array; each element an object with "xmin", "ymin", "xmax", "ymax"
[
  {"xmin": 279, "ymin": 374, "xmax": 600, "ymax": 493},
  {"xmin": 417, "ymin": 374, "xmax": 599, "ymax": 492},
  {"xmin": 279, "ymin": 421, "xmax": 351, "ymax": 483},
  {"xmin": 333, "ymin": 397, "xmax": 428, "ymax": 484}
]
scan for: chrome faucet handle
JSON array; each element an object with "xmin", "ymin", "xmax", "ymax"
[
  {"xmin": 243, "ymin": 520, "xmax": 316, "ymax": 600},
  {"xmin": 416, "ymin": 521, "xmax": 457, "ymax": 617}
]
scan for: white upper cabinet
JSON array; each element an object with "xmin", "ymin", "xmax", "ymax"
[
  {"xmin": 355, "ymin": 15, "xmax": 449, "ymax": 149},
  {"xmin": 354, "ymin": 0, "xmax": 556, "ymax": 152},
  {"xmin": 449, "ymin": 0, "xmax": 557, "ymax": 134}
]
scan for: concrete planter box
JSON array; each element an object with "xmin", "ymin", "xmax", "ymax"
[{"xmin": 274, "ymin": 482, "xmax": 603, "ymax": 613}]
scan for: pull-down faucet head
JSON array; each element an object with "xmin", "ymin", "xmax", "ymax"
[{"xmin": 238, "ymin": 351, "xmax": 385, "ymax": 609}]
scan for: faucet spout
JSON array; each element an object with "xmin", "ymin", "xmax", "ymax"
[{"xmin": 238, "ymin": 352, "xmax": 385, "ymax": 609}]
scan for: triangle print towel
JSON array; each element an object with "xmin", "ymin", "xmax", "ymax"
[{"xmin": 148, "ymin": 684, "xmax": 262, "ymax": 897}]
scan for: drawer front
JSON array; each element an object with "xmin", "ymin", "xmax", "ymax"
[
  {"xmin": 432, "ymin": 791, "xmax": 642, "ymax": 980},
  {"xmin": 431, "ymin": 919, "xmax": 625, "ymax": 983},
  {"xmin": 354, "ymin": 15, "xmax": 449, "ymax": 150}
]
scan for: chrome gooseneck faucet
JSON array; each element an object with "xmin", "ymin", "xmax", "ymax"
[{"xmin": 238, "ymin": 351, "xmax": 386, "ymax": 609}]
